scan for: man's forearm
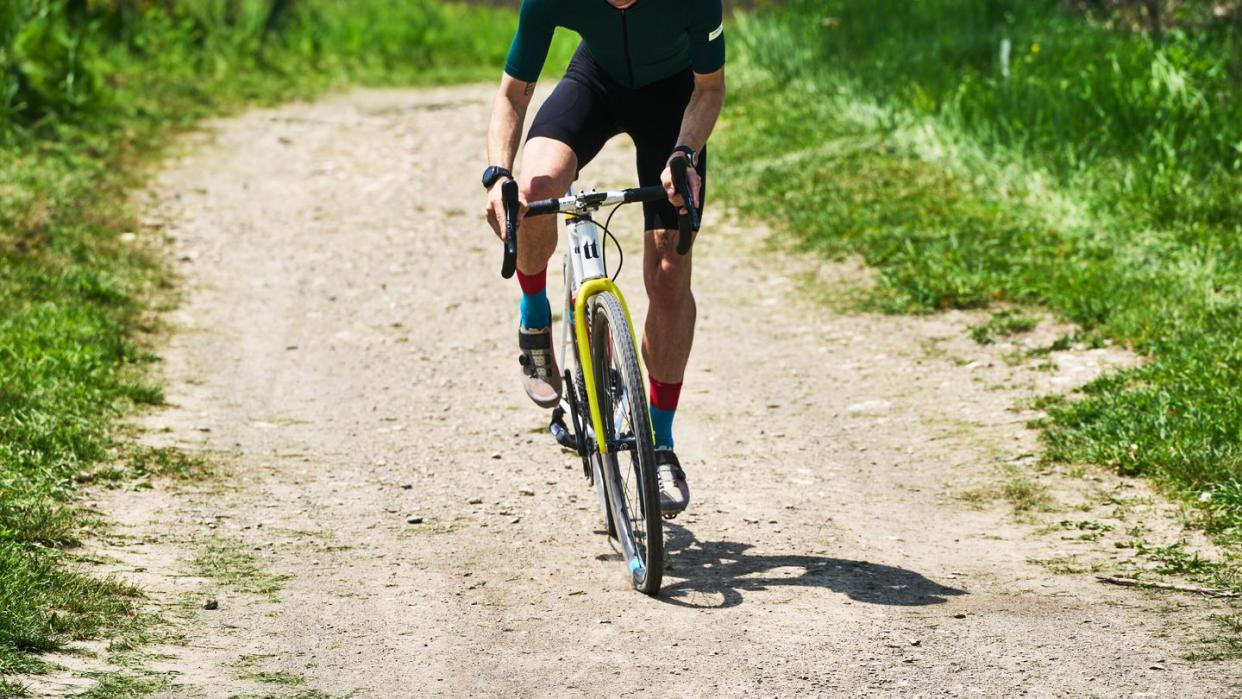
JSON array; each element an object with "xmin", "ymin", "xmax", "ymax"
[
  {"xmin": 487, "ymin": 101, "xmax": 525, "ymax": 170},
  {"xmin": 674, "ymin": 84, "xmax": 725, "ymax": 153},
  {"xmin": 487, "ymin": 79, "xmax": 535, "ymax": 169}
]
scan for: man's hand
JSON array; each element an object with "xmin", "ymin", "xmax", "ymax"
[
  {"xmin": 484, "ymin": 177, "xmax": 527, "ymax": 241},
  {"xmin": 661, "ymin": 155, "xmax": 702, "ymax": 215}
]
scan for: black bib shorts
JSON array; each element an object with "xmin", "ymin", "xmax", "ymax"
[{"xmin": 527, "ymin": 44, "xmax": 708, "ymax": 233}]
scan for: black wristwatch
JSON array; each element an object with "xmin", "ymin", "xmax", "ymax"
[
  {"xmin": 481, "ymin": 165, "xmax": 513, "ymax": 190},
  {"xmin": 671, "ymin": 145, "xmax": 698, "ymax": 168}
]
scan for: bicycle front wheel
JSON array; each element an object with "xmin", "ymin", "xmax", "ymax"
[{"xmin": 588, "ymin": 291, "xmax": 663, "ymax": 595}]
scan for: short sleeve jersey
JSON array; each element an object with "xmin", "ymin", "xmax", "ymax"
[{"xmin": 505, "ymin": 0, "xmax": 726, "ymax": 89}]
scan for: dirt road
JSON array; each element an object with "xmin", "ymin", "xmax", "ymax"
[{"xmin": 43, "ymin": 85, "xmax": 1242, "ymax": 697}]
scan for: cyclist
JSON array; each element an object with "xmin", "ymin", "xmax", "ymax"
[{"xmin": 482, "ymin": 0, "xmax": 725, "ymax": 516}]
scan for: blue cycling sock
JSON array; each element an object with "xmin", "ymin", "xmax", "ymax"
[
  {"xmin": 649, "ymin": 378, "xmax": 682, "ymax": 449},
  {"xmin": 520, "ymin": 292, "xmax": 551, "ymax": 330},
  {"xmin": 650, "ymin": 406, "xmax": 676, "ymax": 449},
  {"xmin": 517, "ymin": 268, "xmax": 551, "ymax": 329}
]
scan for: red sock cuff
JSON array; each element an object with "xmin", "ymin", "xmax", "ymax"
[
  {"xmin": 516, "ymin": 268, "xmax": 547, "ymax": 296},
  {"xmin": 648, "ymin": 378, "xmax": 683, "ymax": 412}
]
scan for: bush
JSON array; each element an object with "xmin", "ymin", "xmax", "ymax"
[{"xmin": 1, "ymin": 0, "xmax": 538, "ymax": 136}]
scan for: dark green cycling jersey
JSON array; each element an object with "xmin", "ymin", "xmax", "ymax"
[{"xmin": 505, "ymin": 0, "xmax": 725, "ymax": 89}]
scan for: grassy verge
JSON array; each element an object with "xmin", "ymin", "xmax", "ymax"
[
  {"xmin": 720, "ymin": 1, "xmax": 1242, "ymax": 540},
  {"xmin": 1, "ymin": 0, "xmax": 565, "ymax": 690}
]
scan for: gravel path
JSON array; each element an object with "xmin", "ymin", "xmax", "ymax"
[{"xmin": 39, "ymin": 85, "xmax": 1242, "ymax": 697}]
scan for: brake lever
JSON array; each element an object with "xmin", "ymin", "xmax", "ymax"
[
  {"xmin": 501, "ymin": 179, "xmax": 519, "ymax": 279},
  {"xmin": 669, "ymin": 156, "xmax": 698, "ymax": 255}
]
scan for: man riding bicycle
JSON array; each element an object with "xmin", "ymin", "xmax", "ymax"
[{"xmin": 483, "ymin": 0, "xmax": 725, "ymax": 516}]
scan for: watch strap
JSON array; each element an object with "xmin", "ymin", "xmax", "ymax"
[
  {"xmin": 671, "ymin": 145, "xmax": 697, "ymax": 167},
  {"xmin": 482, "ymin": 165, "xmax": 513, "ymax": 190}
]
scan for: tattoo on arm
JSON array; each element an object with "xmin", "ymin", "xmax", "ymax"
[{"xmin": 524, "ymin": 82, "xmax": 536, "ymax": 96}]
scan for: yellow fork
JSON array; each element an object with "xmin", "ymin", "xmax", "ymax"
[{"xmin": 572, "ymin": 278, "xmax": 643, "ymax": 455}]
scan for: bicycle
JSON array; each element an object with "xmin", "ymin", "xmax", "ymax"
[{"xmin": 498, "ymin": 158, "xmax": 699, "ymax": 596}]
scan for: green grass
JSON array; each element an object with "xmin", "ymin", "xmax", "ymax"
[
  {"xmin": 721, "ymin": 1, "xmax": 1242, "ymax": 536},
  {"xmin": 192, "ymin": 537, "xmax": 288, "ymax": 598},
  {"xmin": 76, "ymin": 672, "xmax": 170, "ymax": 699},
  {"xmin": 242, "ymin": 671, "xmax": 304, "ymax": 686},
  {"xmin": 0, "ymin": 0, "xmax": 566, "ymax": 687},
  {"xmin": 970, "ymin": 309, "xmax": 1039, "ymax": 345},
  {"xmin": 1190, "ymin": 614, "xmax": 1242, "ymax": 661},
  {"xmin": 959, "ymin": 465, "xmax": 1057, "ymax": 513}
]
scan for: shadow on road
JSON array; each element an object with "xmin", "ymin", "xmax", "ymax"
[{"xmin": 656, "ymin": 523, "xmax": 967, "ymax": 609}]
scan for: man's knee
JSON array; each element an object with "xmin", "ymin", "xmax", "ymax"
[
  {"xmin": 520, "ymin": 173, "xmax": 566, "ymax": 202},
  {"xmin": 520, "ymin": 137, "xmax": 576, "ymax": 201},
  {"xmin": 645, "ymin": 230, "xmax": 693, "ymax": 301}
]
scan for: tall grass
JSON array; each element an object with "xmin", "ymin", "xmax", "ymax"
[
  {"xmin": 722, "ymin": 1, "xmax": 1242, "ymax": 535},
  {"xmin": 0, "ymin": 0, "xmax": 560, "ymax": 688},
  {"xmin": 1, "ymin": 0, "xmax": 539, "ymax": 136}
]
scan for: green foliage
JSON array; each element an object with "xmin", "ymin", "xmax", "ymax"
[
  {"xmin": 0, "ymin": 0, "xmax": 547, "ymax": 680},
  {"xmin": 722, "ymin": 2, "xmax": 1242, "ymax": 531},
  {"xmin": 0, "ymin": 135, "xmax": 159, "ymax": 676},
  {"xmin": 0, "ymin": 1, "xmax": 574, "ymax": 135},
  {"xmin": 970, "ymin": 310, "xmax": 1039, "ymax": 344},
  {"xmin": 0, "ymin": 542, "xmax": 142, "ymax": 669}
]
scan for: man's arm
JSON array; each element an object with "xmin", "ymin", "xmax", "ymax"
[
  {"xmin": 484, "ymin": 75, "xmax": 537, "ymax": 238},
  {"xmin": 487, "ymin": 75, "xmax": 536, "ymax": 173},
  {"xmin": 674, "ymin": 68, "xmax": 725, "ymax": 153},
  {"xmin": 485, "ymin": 0, "xmax": 552, "ymax": 238},
  {"xmin": 662, "ymin": 68, "xmax": 725, "ymax": 212}
]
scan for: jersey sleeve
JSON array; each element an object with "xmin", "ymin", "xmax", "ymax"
[
  {"xmin": 687, "ymin": 0, "xmax": 726, "ymax": 75},
  {"xmin": 505, "ymin": 0, "xmax": 556, "ymax": 83}
]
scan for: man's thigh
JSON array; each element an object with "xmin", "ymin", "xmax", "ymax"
[{"xmin": 527, "ymin": 78, "xmax": 618, "ymax": 178}]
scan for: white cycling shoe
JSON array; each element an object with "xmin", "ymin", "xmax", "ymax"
[
  {"xmin": 518, "ymin": 325, "xmax": 562, "ymax": 409},
  {"xmin": 655, "ymin": 446, "xmax": 690, "ymax": 517}
]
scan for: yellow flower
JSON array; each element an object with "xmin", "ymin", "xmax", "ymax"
[{"xmin": 1031, "ymin": 42, "xmax": 1041, "ymax": 54}]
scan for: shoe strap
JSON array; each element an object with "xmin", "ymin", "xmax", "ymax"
[
  {"xmin": 518, "ymin": 329, "xmax": 553, "ymax": 350},
  {"xmin": 655, "ymin": 449, "xmax": 685, "ymax": 480}
]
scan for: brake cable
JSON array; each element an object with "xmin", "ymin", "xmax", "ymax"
[
  {"xmin": 602, "ymin": 203, "xmax": 624, "ymax": 282},
  {"xmin": 540, "ymin": 200, "xmax": 626, "ymax": 283}
]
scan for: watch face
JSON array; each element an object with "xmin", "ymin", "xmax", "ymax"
[{"xmin": 483, "ymin": 166, "xmax": 506, "ymax": 188}]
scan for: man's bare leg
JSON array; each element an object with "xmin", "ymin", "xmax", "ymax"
[
  {"xmin": 516, "ymin": 137, "xmax": 577, "ymax": 276},
  {"xmin": 642, "ymin": 228, "xmax": 696, "ymax": 383},
  {"xmin": 514, "ymin": 137, "xmax": 577, "ymax": 407},
  {"xmin": 642, "ymin": 227, "xmax": 695, "ymax": 513}
]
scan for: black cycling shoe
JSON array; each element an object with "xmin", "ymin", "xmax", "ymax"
[{"xmin": 655, "ymin": 447, "xmax": 690, "ymax": 517}]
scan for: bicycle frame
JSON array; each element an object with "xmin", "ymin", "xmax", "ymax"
[{"xmin": 561, "ymin": 204, "xmax": 642, "ymax": 456}]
